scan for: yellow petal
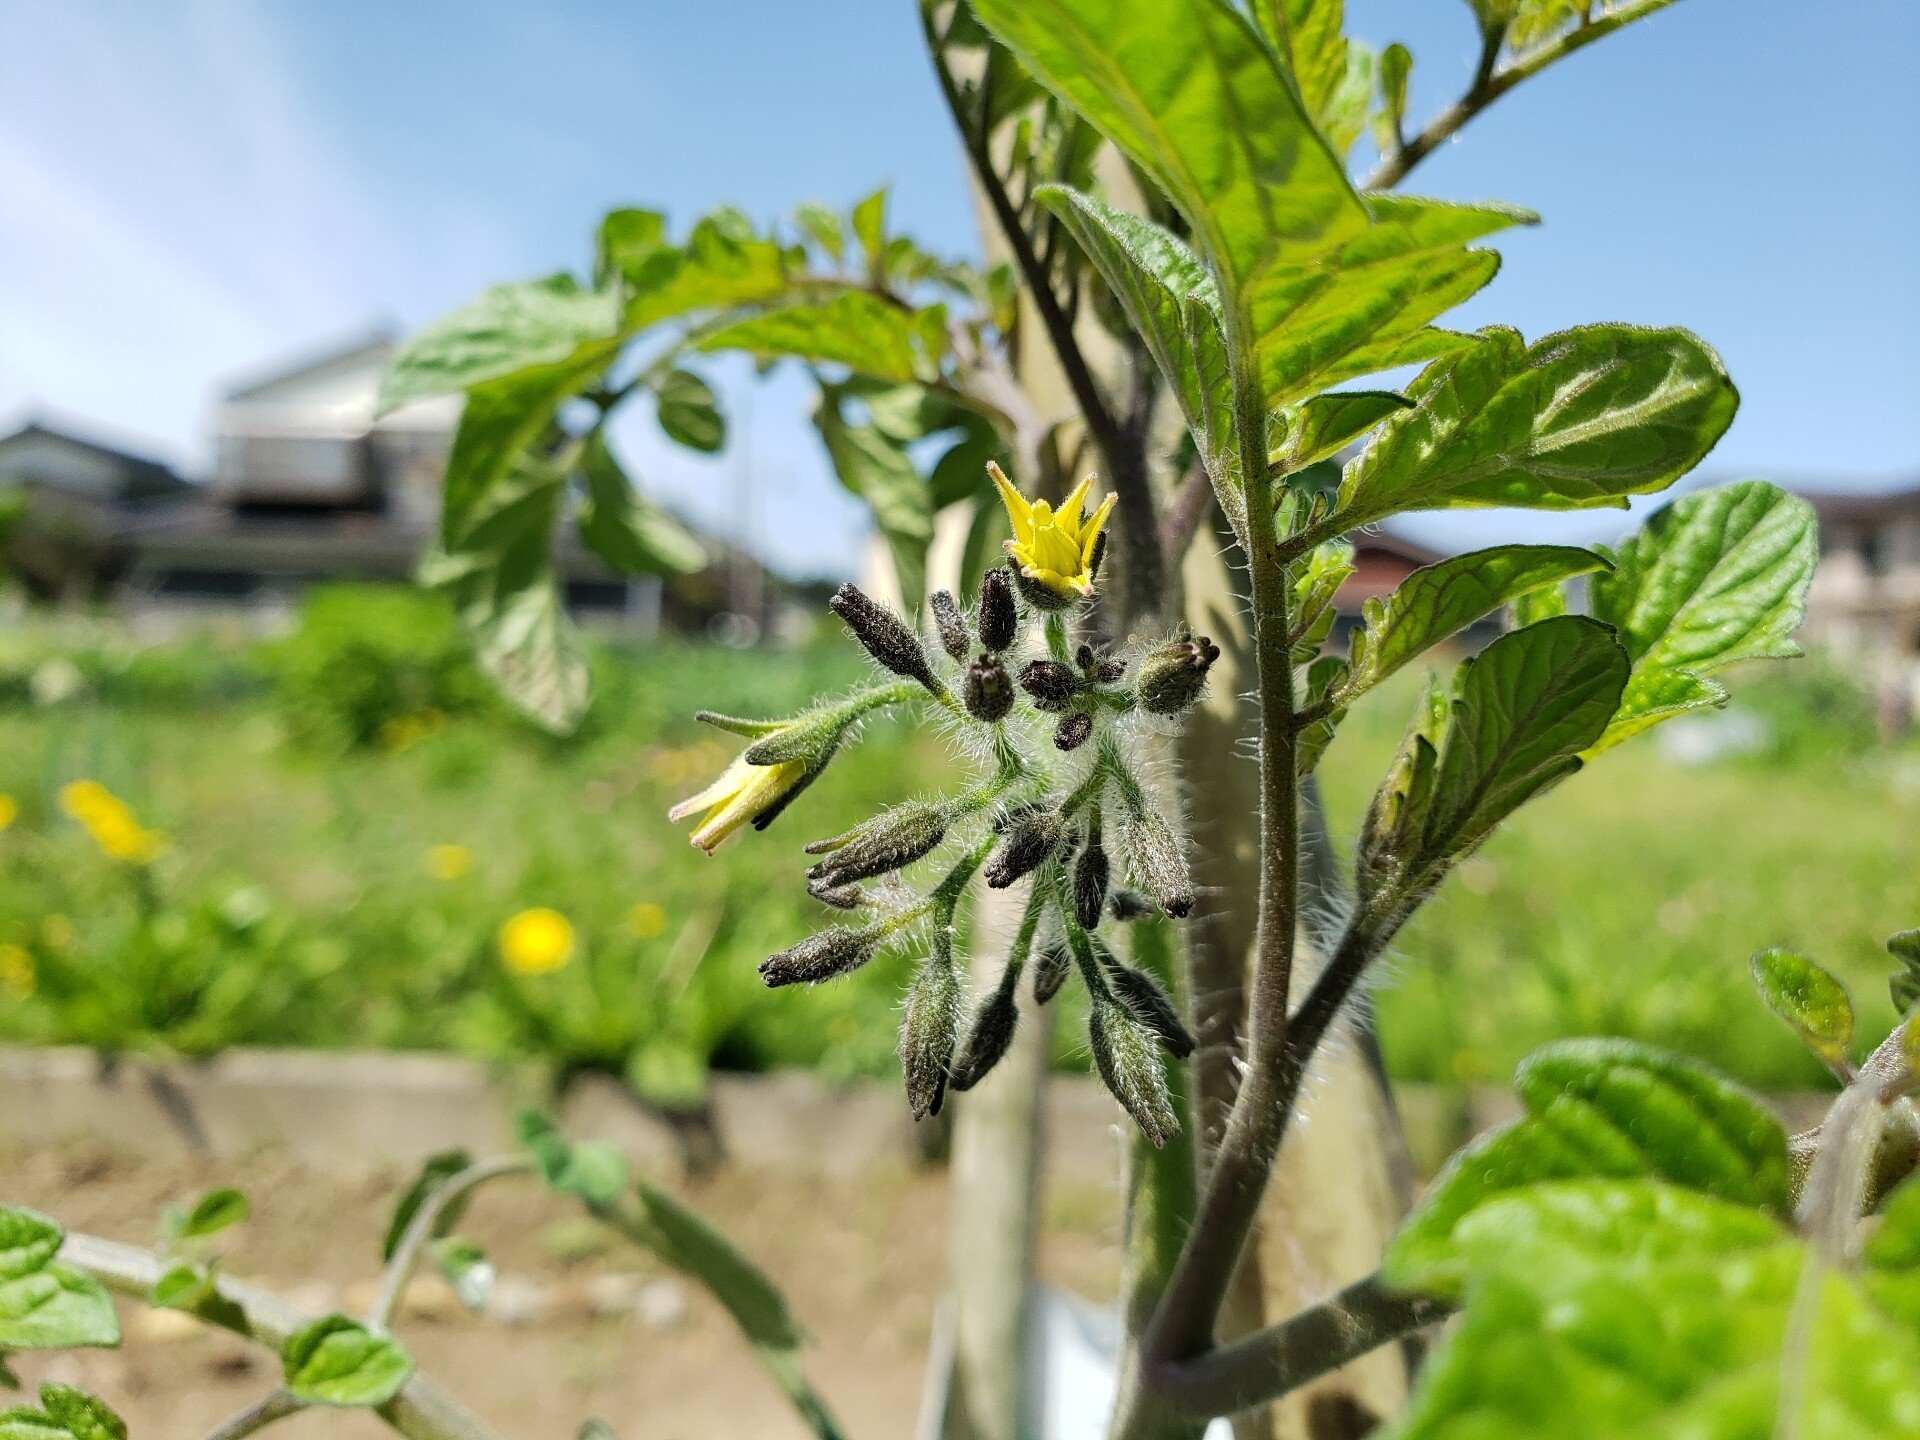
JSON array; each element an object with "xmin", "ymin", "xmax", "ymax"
[
  {"xmin": 1057, "ymin": 475, "xmax": 1094, "ymax": 530},
  {"xmin": 988, "ymin": 462, "xmax": 1035, "ymax": 547},
  {"xmin": 1080, "ymin": 492, "xmax": 1117, "ymax": 572}
]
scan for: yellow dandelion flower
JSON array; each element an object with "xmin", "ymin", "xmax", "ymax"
[
  {"xmin": 60, "ymin": 781, "xmax": 163, "ymax": 864},
  {"xmin": 427, "ymin": 844, "xmax": 473, "ymax": 882},
  {"xmin": 0, "ymin": 943, "xmax": 34, "ymax": 998},
  {"xmin": 0, "ymin": 795, "xmax": 16, "ymax": 833},
  {"xmin": 499, "ymin": 908, "xmax": 576, "ymax": 976},
  {"xmin": 989, "ymin": 461, "xmax": 1115, "ymax": 600},
  {"xmin": 624, "ymin": 902, "xmax": 667, "ymax": 939}
]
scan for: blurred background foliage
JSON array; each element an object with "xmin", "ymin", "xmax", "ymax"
[{"xmin": 0, "ymin": 582, "xmax": 1911, "ymax": 1098}]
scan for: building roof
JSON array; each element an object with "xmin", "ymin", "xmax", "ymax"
[
  {"xmin": 1801, "ymin": 482, "xmax": 1920, "ymax": 524},
  {"xmin": 0, "ymin": 414, "xmax": 186, "ymax": 500},
  {"xmin": 219, "ymin": 328, "xmax": 398, "ymax": 404}
]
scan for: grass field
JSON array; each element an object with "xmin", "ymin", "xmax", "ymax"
[{"xmin": 0, "ymin": 597, "xmax": 1912, "ymax": 1094}]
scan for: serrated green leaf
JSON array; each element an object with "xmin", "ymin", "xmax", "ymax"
[
  {"xmin": 378, "ymin": 275, "xmax": 623, "ymax": 414},
  {"xmin": 651, "ymin": 368, "xmax": 725, "ymax": 454},
  {"xmin": 1333, "ymin": 325, "xmax": 1738, "ymax": 532},
  {"xmin": 0, "ymin": 1267, "xmax": 119, "ymax": 1352},
  {"xmin": 1411, "ymin": 616, "xmax": 1628, "ymax": 871},
  {"xmin": 1276, "ymin": 0, "xmax": 1352, "ymax": 135},
  {"xmin": 1386, "ymin": 1178, "xmax": 1920, "ymax": 1440},
  {"xmin": 701, "ymin": 292, "xmax": 946, "ymax": 387},
  {"xmin": 850, "ymin": 189, "xmax": 888, "ymax": 274},
  {"xmin": 0, "ymin": 1215, "xmax": 60, "ymax": 1285},
  {"xmin": 577, "ymin": 432, "xmax": 707, "ymax": 577},
  {"xmin": 177, "ymin": 1189, "xmax": 247, "ymax": 1240},
  {"xmin": 629, "ymin": 1182, "xmax": 805, "ymax": 1351},
  {"xmin": 1587, "ymin": 479, "xmax": 1818, "ymax": 754},
  {"xmin": 430, "ymin": 1238, "xmax": 494, "ymax": 1314},
  {"xmin": 595, "ymin": 209, "xmax": 670, "ymax": 291},
  {"xmin": 792, "ymin": 202, "xmax": 845, "ymax": 263},
  {"xmin": 1271, "ymin": 390, "xmax": 1409, "ymax": 472},
  {"xmin": 1346, "ymin": 546, "xmax": 1608, "ymax": 703},
  {"xmin": 0, "ymin": 1385, "xmax": 125, "ymax": 1440},
  {"xmin": 282, "ymin": 1315, "xmax": 413, "ymax": 1408},
  {"xmin": 381, "ymin": 1150, "xmax": 474, "ymax": 1263},
  {"xmin": 1387, "ymin": 1039, "xmax": 1791, "ymax": 1296},
  {"xmin": 1750, "ymin": 948, "xmax": 1855, "ymax": 1070}
]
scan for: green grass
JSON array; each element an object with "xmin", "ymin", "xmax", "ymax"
[{"xmin": 0, "ymin": 603, "xmax": 1909, "ymax": 1095}]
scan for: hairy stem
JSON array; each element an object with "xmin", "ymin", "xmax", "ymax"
[
  {"xmin": 370, "ymin": 1156, "xmax": 533, "ymax": 1331},
  {"xmin": 202, "ymin": 1391, "xmax": 305, "ymax": 1440},
  {"xmin": 59, "ymin": 1233, "xmax": 499, "ymax": 1440}
]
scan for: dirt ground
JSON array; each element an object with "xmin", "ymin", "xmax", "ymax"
[{"xmin": 2, "ymin": 1141, "xmax": 1125, "ymax": 1439}]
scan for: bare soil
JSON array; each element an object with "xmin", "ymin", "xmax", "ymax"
[{"xmin": 2, "ymin": 1142, "xmax": 1124, "ymax": 1440}]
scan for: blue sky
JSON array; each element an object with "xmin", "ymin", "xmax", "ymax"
[{"xmin": 1, "ymin": 0, "xmax": 1915, "ymax": 575}]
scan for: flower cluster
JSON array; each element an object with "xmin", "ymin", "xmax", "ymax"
[
  {"xmin": 668, "ymin": 467, "xmax": 1220, "ymax": 1143},
  {"xmin": 59, "ymin": 781, "xmax": 166, "ymax": 865}
]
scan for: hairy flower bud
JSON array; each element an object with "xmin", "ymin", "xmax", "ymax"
[
  {"xmin": 964, "ymin": 653, "xmax": 1015, "ymax": 723},
  {"xmin": 976, "ymin": 567, "xmax": 1018, "ymax": 653},
  {"xmin": 1019, "ymin": 659, "xmax": 1079, "ymax": 713},
  {"xmin": 1031, "ymin": 941, "xmax": 1071, "ymax": 1005},
  {"xmin": 1054, "ymin": 711, "xmax": 1093, "ymax": 752},
  {"xmin": 1088, "ymin": 999, "xmax": 1178, "ymax": 1147},
  {"xmin": 948, "ymin": 968, "xmax": 1021, "ymax": 1092},
  {"xmin": 900, "ymin": 956, "xmax": 961, "ymax": 1119},
  {"xmin": 830, "ymin": 584, "xmax": 941, "ymax": 693},
  {"xmin": 805, "ymin": 801, "xmax": 946, "ymax": 886},
  {"xmin": 1137, "ymin": 634, "xmax": 1222, "ymax": 716},
  {"xmin": 1107, "ymin": 888, "xmax": 1154, "ymax": 922},
  {"xmin": 806, "ymin": 874, "xmax": 865, "ymax": 910},
  {"xmin": 1074, "ymin": 828, "xmax": 1109, "ymax": 931},
  {"xmin": 1101, "ymin": 949, "xmax": 1196, "ymax": 1058},
  {"xmin": 760, "ymin": 925, "xmax": 878, "ymax": 987},
  {"xmin": 929, "ymin": 589, "xmax": 970, "ymax": 663},
  {"xmin": 984, "ymin": 807, "xmax": 1066, "ymax": 889},
  {"xmin": 1123, "ymin": 810, "xmax": 1194, "ymax": 918}
]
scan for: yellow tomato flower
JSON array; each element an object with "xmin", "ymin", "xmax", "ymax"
[
  {"xmin": 0, "ymin": 943, "xmax": 33, "ymax": 998},
  {"xmin": 669, "ymin": 752, "xmax": 810, "ymax": 854},
  {"xmin": 625, "ymin": 902, "xmax": 667, "ymax": 939},
  {"xmin": 0, "ymin": 795, "xmax": 16, "ymax": 833},
  {"xmin": 499, "ymin": 908, "xmax": 576, "ymax": 976},
  {"xmin": 990, "ymin": 461, "xmax": 1115, "ymax": 599},
  {"xmin": 427, "ymin": 844, "xmax": 473, "ymax": 881}
]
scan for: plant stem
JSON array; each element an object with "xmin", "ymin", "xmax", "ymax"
[
  {"xmin": 370, "ymin": 1156, "xmax": 533, "ymax": 1331},
  {"xmin": 59, "ymin": 1232, "xmax": 500, "ymax": 1440},
  {"xmin": 1362, "ymin": 0, "xmax": 1683, "ymax": 191},
  {"xmin": 202, "ymin": 1390, "xmax": 305, "ymax": 1440}
]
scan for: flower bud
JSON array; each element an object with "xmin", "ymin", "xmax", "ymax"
[
  {"xmin": 964, "ymin": 653, "xmax": 1015, "ymax": 723},
  {"xmin": 949, "ymin": 968, "xmax": 1020, "ymax": 1092},
  {"xmin": 1031, "ymin": 941, "xmax": 1071, "ymax": 1005},
  {"xmin": 1137, "ymin": 634, "xmax": 1222, "ymax": 716},
  {"xmin": 830, "ymin": 584, "xmax": 941, "ymax": 693},
  {"xmin": 1054, "ymin": 711, "xmax": 1093, "ymax": 752},
  {"xmin": 1123, "ymin": 810, "xmax": 1193, "ymax": 918},
  {"xmin": 760, "ymin": 925, "xmax": 878, "ymax": 987},
  {"xmin": 807, "ymin": 874, "xmax": 865, "ymax": 910},
  {"xmin": 929, "ymin": 589, "xmax": 970, "ymax": 663},
  {"xmin": 976, "ymin": 567, "xmax": 1018, "ymax": 653},
  {"xmin": 1107, "ymin": 888, "xmax": 1154, "ymax": 922},
  {"xmin": 900, "ymin": 956, "xmax": 961, "ymax": 1119},
  {"xmin": 1073, "ymin": 828, "xmax": 1109, "ymax": 931},
  {"xmin": 1089, "ymin": 999, "xmax": 1178, "ymax": 1147},
  {"xmin": 984, "ymin": 807, "xmax": 1065, "ymax": 889},
  {"xmin": 1101, "ymin": 949, "xmax": 1196, "ymax": 1058},
  {"xmin": 805, "ymin": 801, "xmax": 946, "ymax": 886},
  {"xmin": 1018, "ymin": 659, "xmax": 1079, "ymax": 713}
]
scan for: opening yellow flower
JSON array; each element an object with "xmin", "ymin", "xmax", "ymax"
[
  {"xmin": 990, "ymin": 461, "xmax": 1116, "ymax": 599},
  {"xmin": 625, "ymin": 901, "xmax": 667, "ymax": 939},
  {"xmin": 426, "ymin": 843, "xmax": 473, "ymax": 881},
  {"xmin": 499, "ymin": 908, "xmax": 576, "ymax": 976},
  {"xmin": 0, "ymin": 795, "xmax": 16, "ymax": 833},
  {"xmin": 669, "ymin": 753, "xmax": 809, "ymax": 854}
]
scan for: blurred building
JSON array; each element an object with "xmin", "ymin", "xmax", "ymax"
[
  {"xmin": 0, "ymin": 332, "xmax": 779, "ymax": 638},
  {"xmin": 1804, "ymin": 485, "xmax": 1920, "ymax": 721}
]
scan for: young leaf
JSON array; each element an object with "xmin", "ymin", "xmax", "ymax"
[
  {"xmin": 1586, "ymin": 479, "xmax": 1818, "ymax": 753},
  {"xmin": 792, "ymin": 202, "xmax": 845, "ymax": 264},
  {"xmin": 430, "ymin": 1238, "xmax": 494, "ymax": 1314},
  {"xmin": 0, "ymin": 1384, "xmax": 126, "ymax": 1440},
  {"xmin": 1387, "ymin": 1178, "xmax": 1920, "ymax": 1440},
  {"xmin": 1332, "ymin": 325, "xmax": 1738, "ymax": 532},
  {"xmin": 1345, "ymin": 545, "xmax": 1608, "ymax": 703},
  {"xmin": 281, "ymin": 1315, "xmax": 414, "ymax": 1408},
  {"xmin": 0, "ymin": 1215, "xmax": 60, "ymax": 1284},
  {"xmin": 378, "ymin": 275, "xmax": 623, "ymax": 413},
  {"xmin": 0, "ymin": 1211, "xmax": 118, "ymax": 1353},
  {"xmin": 650, "ymin": 368, "xmax": 725, "ymax": 453},
  {"xmin": 381, "ymin": 1150, "xmax": 474, "ymax": 1263},
  {"xmin": 1413, "ymin": 616, "xmax": 1629, "ymax": 872},
  {"xmin": 1270, "ymin": 390, "xmax": 1409, "ymax": 472},
  {"xmin": 577, "ymin": 432, "xmax": 707, "ymax": 577},
  {"xmin": 812, "ymin": 385, "xmax": 936, "ymax": 612},
  {"xmin": 177, "ymin": 1189, "xmax": 247, "ymax": 1241},
  {"xmin": 1387, "ymin": 1038, "xmax": 1792, "ymax": 1297},
  {"xmin": 1377, "ymin": 41, "xmax": 1412, "ymax": 139},
  {"xmin": 1750, "ymin": 948, "xmax": 1855, "ymax": 1073},
  {"xmin": 700, "ymin": 292, "xmax": 947, "ymax": 387},
  {"xmin": 628, "ymin": 1182, "xmax": 806, "ymax": 1352},
  {"xmin": 1890, "ymin": 929, "xmax": 1920, "ymax": 1016},
  {"xmin": 850, "ymin": 188, "xmax": 888, "ymax": 273}
]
